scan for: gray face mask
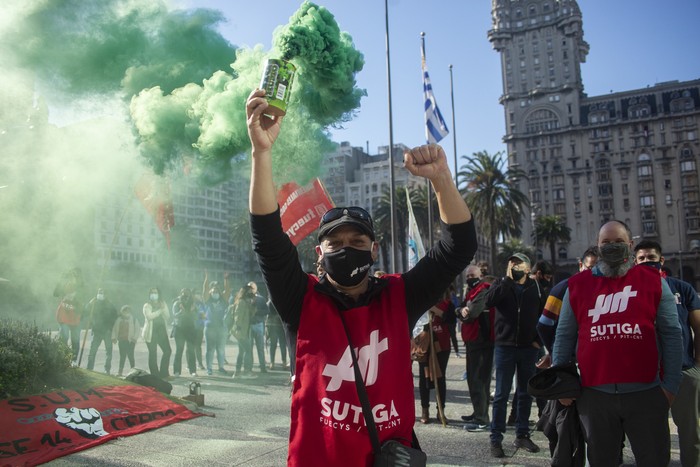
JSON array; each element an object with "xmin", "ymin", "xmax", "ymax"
[{"xmin": 599, "ymin": 242, "xmax": 630, "ymax": 267}]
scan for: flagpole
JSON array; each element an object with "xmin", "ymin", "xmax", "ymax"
[
  {"xmin": 449, "ymin": 64, "xmax": 463, "ymax": 298},
  {"xmin": 422, "ymin": 33, "xmax": 434, "ymax": 247},
  {"xmin": 384, "ymin": 0, "xmax": 398, "ymax": 273},
  {"xmin": 449, "ymin": 64, "xmax": 458, "ymax": 187}
]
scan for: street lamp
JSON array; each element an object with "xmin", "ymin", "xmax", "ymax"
[{"xmin": 677, "ymin": 198, "xmax": 684, "ymax": 282}]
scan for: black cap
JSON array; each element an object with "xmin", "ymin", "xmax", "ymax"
[{"xmin": 317, "ymin": 207, "xmax": 375, "ymax": 242}]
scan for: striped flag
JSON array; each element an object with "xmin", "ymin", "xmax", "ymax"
[
  {"xmin": 406, "ymin": 189, "xmax": 426, "ymax": 269},
  {"xmin": 421, "ymin": 41, "xmax": 449, "ymax": 144}
]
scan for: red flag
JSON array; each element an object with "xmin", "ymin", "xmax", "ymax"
[
  {"xmin": 134, "ymin": 174, "xmax": 175, "ymax": 248},
  {"xmin": 277, "ymin": 178, "xmax": 334, "ymax": 245}
]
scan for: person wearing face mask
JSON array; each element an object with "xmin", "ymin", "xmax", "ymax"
[
  {"xmin": 203, "ymin": 279, "xmax": 230, "ymax": 376},
  {"xmin": 634, "ymin": 239, "xmax": 700, "ymax": 467},
  {"xmin": 85, "ymin": 288, "xmax": 118, "ymax": 374},
  {"xmin": 142, "ymin": 287, "xmax": 171, "ymax": 379},
  {"xmin": 245, "ymin": 88, "xmax": 476, "ymax": 466},
  {"xmin": 171, "ymin": 288, "xmax": 198, "ymax": 377},
  {"xmin": 552, "ymin": 221, "xmax": 682, "ymax": 466},
  {"xmin": 484, "ymin": 253, "xmax": 545, "ymax": 457},
  {"xmin": 457, "ymin": 264, "xmax": 495, "ymax": 432}
]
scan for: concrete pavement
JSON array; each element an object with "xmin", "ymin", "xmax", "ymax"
[{"xmin": 47, "ymin": 337, "xmax": 683, "ymax": 466}]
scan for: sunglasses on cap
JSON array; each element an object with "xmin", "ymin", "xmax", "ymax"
[{"xmin": 320, "ymin": 207, "xmax": 373, "ymax": 229}]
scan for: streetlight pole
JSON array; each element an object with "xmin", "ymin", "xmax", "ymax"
[{"xmin": 677, "ymin": 198, "xmax": 684, "ymax": 281}]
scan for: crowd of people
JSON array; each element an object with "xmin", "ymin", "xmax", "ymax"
[
  {"xmin": 53, "ymin": 274, "xmax": 290, "ymax": 380},
  {"xmin": 47, "ymin": 87, "xmax": 698, "ymax": 467}
]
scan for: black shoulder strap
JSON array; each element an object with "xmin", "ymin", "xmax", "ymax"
[{"xmin": 337, "ymin": 311, "xmax": 382, "ymax": 455}]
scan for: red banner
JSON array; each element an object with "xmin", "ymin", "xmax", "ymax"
[
  {"xmin": 277, "ymin": 178, "xmax": 334, "ymax": 245},
  {"xmin": 0, "ymin": 385, "xmax": 203, "ymax": 466}
]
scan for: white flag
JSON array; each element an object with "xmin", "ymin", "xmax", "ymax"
[{"xmin": 406, "ymin": 189, "xmax": 426, "ymax": 270}]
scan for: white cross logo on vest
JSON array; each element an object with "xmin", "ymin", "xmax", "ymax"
[
  {"xmin": 588, "ymin": 286, "xmax": 638, "ymax": 323},
  {"xmin": 322, "ymin": 330, "xmax": 388, "ymax": 391}
]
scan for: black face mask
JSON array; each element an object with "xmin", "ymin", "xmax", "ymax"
[
  {"xmin": 321, "ymin": 247, "xmax": 374, "ymax": 287},
  {"xmin": 466, "ymin": 277, "xmax": 481, "ymax": 289},
  {"xmin": 511, "ymin": 270, "xmax": 526, "ymax": 282},
  {"xmin": 599, "ymin": 242, "xmax": 630, "ymax": 267},
  {"xmin": 641, "ymin": 261, "xmax": 662, "ymax": 270}
]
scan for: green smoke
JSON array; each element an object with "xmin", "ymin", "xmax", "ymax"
[
  {"xmin": 7, "ymin": 0, "xmax": 235, "ymax": 97},
  {"xmin": 5, "ymin": 1, "xmax": 364, "ymax": 185},
  {"xmin": 129, "ymin": 1, "xmax": 365, "ymax": 185},
  {"xmin": 274, "ymin": 1, "xmax": 366, "ymax": 126}
]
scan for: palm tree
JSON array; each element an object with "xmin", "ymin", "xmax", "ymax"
[
  {"xmin": 533, "ymin": 215, "xmax": 571, "ymax": 269},
  {"xmin": 374, "ymin": 185, "xmax": 409, "ymax": 272},
  {"xmin": 458, "ymin": 151, "xmax": 529, "ymax": 274},
  {"xmin": 374, "ymin": 184, "xmax": 433, "ymax": 272}
]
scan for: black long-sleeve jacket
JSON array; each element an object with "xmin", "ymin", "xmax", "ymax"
[
  {"xmin": 250, "ymin": 208, "xmax": 477, "ymax": 333},
  {"xmin": 485, "ymin": 276, "xmax": 544, "ymax": 347}
]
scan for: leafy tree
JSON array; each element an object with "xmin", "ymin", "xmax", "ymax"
[
  {"xmin": 374, "ymin": 184, "xmax": 433, "ymax": 273},
  {"xmin": 496, "ymin": 238, "xmax": 535, "ymax": 271},
  {"xmin": 458, "ymin": 151, "xmax": 529, "ymax": 274},
  {"xmin": 533, "ymin": 215, "xmax": 571, "ymax": 269}
]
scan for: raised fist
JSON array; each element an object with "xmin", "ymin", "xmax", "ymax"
[{"xmin": 54, "ymin": 407, "xmax": 109, "ymax": 439}]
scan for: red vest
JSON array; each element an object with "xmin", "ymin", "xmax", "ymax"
[
  {"xmin": 460, "ymin": 282, "xmax": 494, "ymax": 343},
  {"xmin": 432, "ymin": 300, "xmax": 452, "ymax": 350},
  {"xmin": 568, "ymin": 265, "xmax": 661, "ymax": 387},
  {"xmin": 288, "ymin": 274, "xmax": 415, "ymax": 467}
]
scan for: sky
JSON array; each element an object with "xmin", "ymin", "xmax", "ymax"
[{"xmin": 176, "ymin": 0, "xmax": 700, "ymax": 175}]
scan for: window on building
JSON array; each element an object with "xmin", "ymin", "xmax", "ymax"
[
  {"xmin": 640, "ymin": 196, "xmax": 655, "ymax": 207},
  {"xmin": 524, "ymin": 108, "xmax": 560, "ymax": 134}
]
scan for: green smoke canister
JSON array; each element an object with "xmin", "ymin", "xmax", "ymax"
[{"xmin": 259, "ymin": 58, "xmax": 296, "ymax": 117}]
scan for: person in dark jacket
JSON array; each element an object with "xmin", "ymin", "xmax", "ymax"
[
  {"xmin": 485, "ymin": 253, "xmax": 544, "ymax": 458},
  {"xmin": 85, "ymin": 288, "xmax": 118, "ymax": 374}
]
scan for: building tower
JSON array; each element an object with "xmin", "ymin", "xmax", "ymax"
[
  {"xmin": 489, "ymin": 0, "xmax": 589, "ymax": 260},
  {"xmin": 488, "ymin": 0, "xmax": 700, "ymax": 284}
]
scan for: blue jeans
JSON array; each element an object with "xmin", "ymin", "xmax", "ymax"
[
  {"xmin": 250, "ymin": 322, "xmax": 266, "ymax": 370},
  {"xmin": 490, "ymin": 345, "xmax": 539, "ymax": 443},
  {"xmin": 205, "ymin": 326, "xmax": 227, "ymax": 371}
]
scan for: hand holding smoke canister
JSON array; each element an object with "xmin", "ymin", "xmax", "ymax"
[{"xmin": 259, "ymin": 59, "xmax": 296, "ymax": 117}]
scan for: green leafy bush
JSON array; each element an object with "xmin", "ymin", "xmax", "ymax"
[{"xmin": 0, "ymin": 319, "xmax": 79, "ymax": 398}]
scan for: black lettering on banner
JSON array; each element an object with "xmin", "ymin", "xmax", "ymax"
[
  {"xmin": 0, "ymin": 438, "xmax": 35, "ymax": 458},
  {"xmin": 110, "ymin": 409, "xmax": 176, "ymax": 431},
  {"xmin": 7, "ymin": 398, "xmax": 35, "ymax": 413},
  {"xmin": 40, "ymin": 430, "xmax": 72, "ymax": 447},
  {"xmin": 75, "ymin": 388, "xmax": 103, "ymax": 401}
]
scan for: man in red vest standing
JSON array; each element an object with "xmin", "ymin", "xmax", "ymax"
[
  {"xmin": 458, "ymin": 264, "xmax": 495, "ymax": 432},
  {"xmin": 245, "ymin": 88, "xmax": 477, "ymax": 466},
  {"xmin": 552, "ymin": 220, "xmax": 682, "ymax": 466}
]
